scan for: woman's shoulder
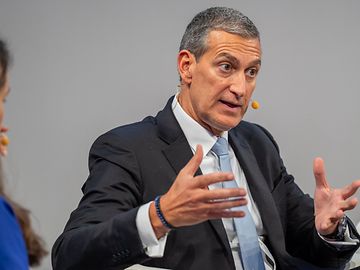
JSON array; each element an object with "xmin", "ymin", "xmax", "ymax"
[
  {"xmin": 0, "ymin": 196, "xmax": 29, "ymax": 269},
  {"xmin": 0, "ymin": 195, "xmax": 21, "ymax": 236},
  {"xmin": 0, "ymin": 195, "xmax": 15, "ymax": 216}
]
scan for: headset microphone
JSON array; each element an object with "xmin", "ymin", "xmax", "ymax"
[
  {"xmin": 0, "ymin": 134, "xmax": 9, "ymax": 146},
  {"xmin": 251, "ymin": 100, "xmax": 260, "ymax": 110}
]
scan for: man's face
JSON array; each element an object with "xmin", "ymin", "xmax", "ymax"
[{"xmin": 178, "ymin": 30, "xmax": 261, "ymax": 135}]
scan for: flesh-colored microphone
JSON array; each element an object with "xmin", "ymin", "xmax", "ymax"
[
  {"xmin": 0, "ymin": 134, "xmax": 9, "ymax": 146},
  {"xmin": 251, "ymin": 100, "xmax": 260, "ymax": 110}
]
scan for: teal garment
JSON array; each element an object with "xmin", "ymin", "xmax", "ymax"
[{"xmin": 0, "ymin": 196, "xmax": 29, "ymax": 270}]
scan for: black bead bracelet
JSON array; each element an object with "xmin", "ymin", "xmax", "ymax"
[{"xmin": 154, "ymin": 195, "xmax": 175, "ymax": 230}]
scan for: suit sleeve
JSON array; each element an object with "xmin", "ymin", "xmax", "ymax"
[{"xmin": 52, "ymin": 132, "xmax": 150, "ymax": 270}]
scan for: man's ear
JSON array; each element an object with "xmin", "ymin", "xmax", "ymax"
[{"xmin": 177, "ymin": 50, "xmax": 195, "ymax": 84}]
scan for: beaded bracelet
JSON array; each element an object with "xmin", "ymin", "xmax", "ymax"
[{"xmin": 154, "ymin": 195, "xmax": 175, "ymax": 230}]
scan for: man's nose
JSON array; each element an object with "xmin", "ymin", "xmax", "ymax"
[{"xmin": 229, "ymin": 73, "xmax": 246, "ymax": 97}]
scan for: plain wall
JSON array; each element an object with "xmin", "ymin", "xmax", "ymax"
[{"xmin": 0, "ymin": 1, "xmax": 359, "ymax": 269}]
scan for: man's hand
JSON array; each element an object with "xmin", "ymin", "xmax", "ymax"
[
  {"xmin": 314, "ymin": 157, "xmax": 360, "ymax": 235},
  {"xmin": 149, "ymin": 145, "xmax": 247, "ymax": 238}
]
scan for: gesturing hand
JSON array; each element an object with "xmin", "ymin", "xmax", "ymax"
[
  {"xmin": 149, "ymin": 145, "xmax": 247, "ymax": 238},
  {"xmin": 313, "ymin": 157, "xmax": 360, "ymax": 235}
]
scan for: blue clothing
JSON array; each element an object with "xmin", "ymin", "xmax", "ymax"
[{"xmin": 0, "ymin": 196, "xmax": 28, "ymax": 270}]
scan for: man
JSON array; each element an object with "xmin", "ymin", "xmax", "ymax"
[{"xmin": 52, "ymin": 7, "xmax": 360, "ymax": 270}]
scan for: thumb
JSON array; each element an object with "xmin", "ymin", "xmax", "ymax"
[
  {"xmin": 313, "ymin": 157, "xmax": 329, "ymax": 190},
  {"xmin": 184, "ymin": 144, "xmax": 204, "ymax": 176}
]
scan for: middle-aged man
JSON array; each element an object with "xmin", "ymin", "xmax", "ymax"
[{"xmin": 52, "ymin": 7, "xmax": 360, "ymax": 270}]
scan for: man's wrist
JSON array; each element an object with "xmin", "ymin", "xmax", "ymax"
[
  {"xmin": 322, "ymin": 216, "xmax": 347, "ymax": 241},
  {"xmin": 149, "ymin": 200, "xmax": 171, "ymax": 239},
  {"xmin": 154, "ymin": 196, "xmax": 176, "ymax": 230}
]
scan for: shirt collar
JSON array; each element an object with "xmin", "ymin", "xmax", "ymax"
[{"xmin": 172, "ymin": 94, "xmax": 228, "ymax": 157}]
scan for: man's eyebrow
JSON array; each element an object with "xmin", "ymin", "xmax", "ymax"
[
  {"xmin": 216, "ymin": 52, "xmax": 261, "ymax": 67},
  {"xmin": 216, "ymin": 53, "xmax": 240, "ymax": 66},
  {"xmin": 250, "ymin": 59, "xmax": 262, "ymax": 67}
]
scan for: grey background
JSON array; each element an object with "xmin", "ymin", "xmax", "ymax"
[{"xmin": 0, "ymin": 1, "xmax": 359, "ymax": 269}]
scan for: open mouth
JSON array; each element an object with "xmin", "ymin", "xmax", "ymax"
[{"xmin": 220, "ymin": 100, "xmax": 241, "ymax": 108}]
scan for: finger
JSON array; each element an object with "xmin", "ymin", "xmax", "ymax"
[
  {"xmin": 313, "ymin": 157, "xmax": 330, "ymax": 190},
  {"xmin": 341, "ymin": 180, "xmax": 360, "ymax": 199},
  {"xmin": 209, "ymin": 197, "xmax": 248, "ymax": 209},
  {"xmin": 330, "ymin": 209, "xmax": 344, "ymax": 222},
  {"xmin": 183, "ymin": 144, "xmax": 204, "ymax": 176},
  {"xmin": 203, "ymin": 187, "xmax": 247, "ymax": 201},
  {"xmin": 195, "ymin": 171, "xmax": 234, "ymax": 188},
  {"xmin": 317, "ymin": 210, "xmax": 344, "ymax": 233},
  {"xmin": 208, "ymin": 209, "xmax": 246, "ymax": 219},
  {"xmin": 340, "ymin": 197, "xmax": 358, "ymax": 212}
]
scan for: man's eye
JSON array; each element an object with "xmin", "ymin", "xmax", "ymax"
[
  {"xmin": 246, "ymin": 68, "xmax": 258, "ymax": 78},
  {"xmin": 219, "ymin": 63, "xmax": 232, "ymax": 72}
]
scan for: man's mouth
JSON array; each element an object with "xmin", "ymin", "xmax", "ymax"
[{"xmin": 220, "ymin": 100, "xmax": 241, "ymax": 108}]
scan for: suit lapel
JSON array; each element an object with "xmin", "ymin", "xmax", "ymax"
[
  {"xmin": 156, "ymin": 97, "xmax": 197, "ymax": 175},
  {"xmin": 229, "ymin": 130, "xmax": 287, "ymax": 256}
]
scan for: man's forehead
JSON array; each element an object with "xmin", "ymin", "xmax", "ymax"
[{"xmin": 204, "ymin": 30, "xmax": 261, "ymax": 58}]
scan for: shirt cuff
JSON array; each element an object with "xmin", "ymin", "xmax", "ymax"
[
  {"xmin": 318, "ymin": 224, "xmax": 359, "ymax": 246},
  {"xmin": 136, "ymin": 201, "xmax": 168, "ymax": 257}
]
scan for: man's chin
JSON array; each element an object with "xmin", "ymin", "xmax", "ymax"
[{"xmin": 210, "ymin": 121, "xmax": 243, "ymax": 135}]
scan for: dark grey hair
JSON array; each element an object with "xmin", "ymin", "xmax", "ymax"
[{"xmin": 179, "ymin": 7, "xmax": 260, "ymax": 60}]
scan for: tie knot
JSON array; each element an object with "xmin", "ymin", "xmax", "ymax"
[{"xmin": 211, "ymin": 137, "xmax": 229, "ymax": 157}]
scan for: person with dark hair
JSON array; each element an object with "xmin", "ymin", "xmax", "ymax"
[
  {"xmin": 0, "ymin": 39, "xmax": 47, "ymax": 269},
  {"xmin": 52, "ymin": 7, "xmax": 360, "ymax": 270}
]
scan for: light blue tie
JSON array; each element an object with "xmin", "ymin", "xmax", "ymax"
[{"xmin": 212, "ymin": 137, "xmax": 265, "ymax": 270}]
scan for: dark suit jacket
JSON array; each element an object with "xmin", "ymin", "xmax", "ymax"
[{"xmin": 52, "ymin": 97, "xmax": 359, "ymax": 270}]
